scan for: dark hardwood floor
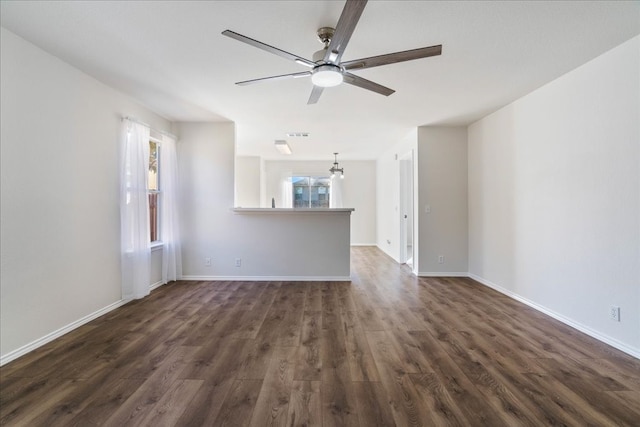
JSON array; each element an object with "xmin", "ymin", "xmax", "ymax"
[{"xmin": 1, "ymin": 246, "xmax": 639, "ymax": 426}]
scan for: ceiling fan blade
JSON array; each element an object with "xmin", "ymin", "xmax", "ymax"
[
  {"xmin": 307, "ymin": 85, "xmax": 324, "ymax": 104},
  {"xmin": 342, "ymin": 45, "xmax": 442, "ymax": 71},
  {"xmin": 324, "ymin": 0, "xmax": 367, "ymax": 63},
  {"xmin": 342, "ymin": 72, "xmax": 395, "ymax": 96},
  {"xmin": 222, "ymin": 30, "xmax": 316, "ymax": 67},
  {"xmin": 236, "ymin": 71, "xmax": 311, "ymax": 86}
]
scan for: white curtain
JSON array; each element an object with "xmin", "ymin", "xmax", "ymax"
[
  {"xmin": 160, "ymin": 133, "xmax": 182, "ymax": 282},
  {"xmin": 120, "ymin": 120, "xmax": 151, "ymax": 300},
  {"xmin": 330, "ymin": 175, "xmax": 343, "ymax": 208},
  {"xmin": 282, "ymin": 176, "xmax": 293, "ymax": 208}
]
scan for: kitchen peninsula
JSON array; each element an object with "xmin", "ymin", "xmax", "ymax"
[{"xmin": 232, "ymin": 208, "xmax": 354, "ymax": 280}]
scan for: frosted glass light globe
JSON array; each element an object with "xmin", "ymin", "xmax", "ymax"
[{"xmin": 311, "ymin": 65, "xmax": 343, "ymax": 87}]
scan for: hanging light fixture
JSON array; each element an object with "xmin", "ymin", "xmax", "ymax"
[{"xmin": 329, "ymin": 152, "xmax": 344, "ymax": 179}]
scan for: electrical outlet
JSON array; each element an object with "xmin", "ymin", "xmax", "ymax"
[
  {"xmin": 609, "ymin": 306, "xmax": 620, "ymax": 322},
  {"xmin": 204, "ymin": 257, "xmax": 211, "ymax": 267},
  {"xmin": 235, "ymin": 258, "xmax": 242, "ymax": 267},
  {"xmin": 438, "ymin": 255, "xmax": 444, "ymax": 264}
]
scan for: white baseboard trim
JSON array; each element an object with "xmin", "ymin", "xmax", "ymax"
[
  {"xmin": 418, "ymin": 272, "xmax": 469, "ymax": 277},
  {"xmin": 0, "ymin": 299, "xmax": 127, "ymax": 367},
  {"xmin": 149, "ymin": 280, "xmax": 165, "ymax": 292},
  {"xmin": 468, "ymin": 273, "xmax": 640, "ymax": 359},
  {"xmin": 182, "ymin": 275, "xmax": 351, "ymax": 282},
  {"xmin": 350, "ymin": 243, "xmax": 377, "ymax": 247}
]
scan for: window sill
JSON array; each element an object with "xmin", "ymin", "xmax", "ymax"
[{"xmin": 151, "ymin": 241, "xmax": 164, "ymax": 251}]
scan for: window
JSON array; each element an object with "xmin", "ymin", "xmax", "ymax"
[
  {"xmin": 292, "ymin": 176, "xmax": 331, "ymax": 208},
  {"xmin": 148, "ymin": 139, "xmax": 160, "ymax": 242}
]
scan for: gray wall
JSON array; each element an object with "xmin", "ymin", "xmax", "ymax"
[{"xmin": 417, "ymin": 126, "xmax": 468, "ymax": 275}]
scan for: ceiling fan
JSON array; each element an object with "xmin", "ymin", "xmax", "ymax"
[{"xmin": 222, "ymin": 0, "xmax": 442, "ymax": 104}]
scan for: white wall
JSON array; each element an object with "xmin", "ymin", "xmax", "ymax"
[
  {"xmin": 264, "ymin": 160, "xmax": 377, "ymax": 245},
  {"xmin": 0, "ymin": 28, "xmax": 171, "ymax": 360},
  {"xmin": 417, "ymin": 127, "xmax": 468, "ymax": 275},
  {"xmin": 468, "ymin": 36, "xmax": 640, "ymax": 355},
  {"xmin": 376, "ymin": 130, "xmax": 418, "ymax": 262},
  {"xmin": 177, "ymin": 123, "xmax": 352, "ymax": 278},
  {"xmin": 235, "ymin": 155, "xmax": 261, "ymax": 208}
]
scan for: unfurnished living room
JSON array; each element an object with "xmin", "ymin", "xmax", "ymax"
[{"xmin": 1, "ymin": 1, "xmax": 639, "ymax": 425}]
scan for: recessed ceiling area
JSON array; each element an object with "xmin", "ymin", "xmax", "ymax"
[{"xmin": 1, "ymin": 1, "xmax": 638, "ymax": 160}]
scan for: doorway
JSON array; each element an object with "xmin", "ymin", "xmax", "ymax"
[{"xmin": 399, "ymin": 150, "xmax": 414, "ymax": 268}]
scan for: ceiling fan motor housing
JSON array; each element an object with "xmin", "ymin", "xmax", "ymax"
[{"xmin": 313, "ymin": 47, "xmax": 328, "ymax": 63}]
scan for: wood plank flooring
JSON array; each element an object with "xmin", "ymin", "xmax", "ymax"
[{"xmin": 1, "ymin": 246, "xmax": 639, "ymax": 426}]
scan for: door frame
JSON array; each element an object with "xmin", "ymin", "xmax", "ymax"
[{"xmin": 398, "ymin": 150, "xmax": 415, "ymax": 267}]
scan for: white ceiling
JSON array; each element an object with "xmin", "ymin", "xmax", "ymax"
[{"xmin": 1, "ymin": 1, "xmax": 638, "ymax": 160}]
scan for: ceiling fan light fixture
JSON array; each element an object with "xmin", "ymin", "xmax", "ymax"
[
  {"xmin": 223, "ymin": 1, "xmax": 443, "ymax": 104},
  {"xmin": 311, "ymin": 64, "xmax": 343, "ymax": 87}
]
